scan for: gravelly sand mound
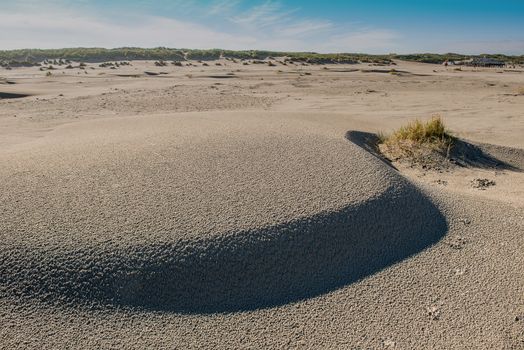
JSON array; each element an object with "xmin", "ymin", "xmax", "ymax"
[{"xmin": 0, "ymin": 113, "xmax": 446, "ymax": 313}]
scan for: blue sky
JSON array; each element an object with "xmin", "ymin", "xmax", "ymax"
[{"xmin": 1, "ymin": 0, "xmax": 523, "ymax": 54}]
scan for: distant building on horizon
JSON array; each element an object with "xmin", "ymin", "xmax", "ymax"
[{"xmin": 468, "ymin": 57, "xmax": 505, "ymax": 67}]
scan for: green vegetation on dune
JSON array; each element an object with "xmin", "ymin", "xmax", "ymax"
[
  {"xmin": 378, "ymin": 117, "xmax": 455, "ymax": 167},
  {"xmin": 380, "ymin": 117, "xmax": 453, "ymax": 147},
  {"xmin": 0, "ymin": 48, "xmax": 186, "ymax": 63},
  {"xmin": 392, "ymin": 53, "xmax": 524, "ymax": 64},
  {"xmin": 391, "ymin": 53, "xmax": 467, "ymax": 64},
  {"xmin": 0, "ymin": 47, "xmax": 391, "ymax": 64},
  {"xmin": 0, "ymin": 48, "xmax": 523, "ymax": 66}
]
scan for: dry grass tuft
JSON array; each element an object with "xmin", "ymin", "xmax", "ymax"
[
  {"xmin": 385, "ymin": 116, "xmax": 451, "ymax": 145},
  {"xmin": 378, "ymin": 116, "xmax": 454, "ymax": 168},
  {"xmin": 516, "ymin": 86, "xmax": 524, "ymax": 95}
]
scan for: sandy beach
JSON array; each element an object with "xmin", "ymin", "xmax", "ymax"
[{"xmin": 1, "ymin": 59, "xmax": 524, "ymax": 349}]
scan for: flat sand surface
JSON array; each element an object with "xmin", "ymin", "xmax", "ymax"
[{"xmin": 1, "ymin": 60, "xmax": 524, "ymax": 349}]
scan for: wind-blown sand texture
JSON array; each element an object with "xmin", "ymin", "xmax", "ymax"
[{"xmin": 1, "ymin": 60, "xmax": 524, "ymax": 349}]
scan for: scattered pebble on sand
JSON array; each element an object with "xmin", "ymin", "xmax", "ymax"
[
  {"xmin": 470, "ymin": 178, "xmax": 496, "ymax": 190},
  {"xmin": 427, "ymin": 306, "xmax": 441, "ymax": 320}
]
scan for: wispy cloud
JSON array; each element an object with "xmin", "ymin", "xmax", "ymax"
[
  {"xmin": 226, "ymin": 1, "xmax": 336, "ymax": 45},
  {"xmin": 230, "ymin": 1, "xmax": 298, "ymax": 29},
  {"xmin": 1, "ymin": 0, "xmax": 522, "ymax": 54},
  {"xmin": 0, "ymin": 0, "xmax": 402, "ymax": 53},
  {"xmin": 277, "ymin": 20, "xmax": 334, "ymax": 37},
  {"xmin": 0, "ymin": 8, "xmax": 253, "ymax": 49},
  {"xmin": 207, "ymin": 0, "xmax": 242, "ymax": 16}
]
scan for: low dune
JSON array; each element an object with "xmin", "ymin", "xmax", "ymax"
[{"xmin": 0, "ymin": 113, "xmax": 447, "ymax": 313}]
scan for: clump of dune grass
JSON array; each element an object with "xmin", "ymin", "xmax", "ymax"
[
  {"xmin": 516, "ymin": 86, "xmax": 524, "ymax": 95},
  {"xmin": 378, "ymin": 116, "xmax": 454, "ymax": 168}
]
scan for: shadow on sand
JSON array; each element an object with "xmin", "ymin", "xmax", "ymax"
[
  {"xmin": 107, "ymin": 185, "xmax": 447, "ymax": 314},
  {"xmin": 98, "ymin": 132, "xmax": 449, "ymax": 313},
  {"xmin": 346, "ymin": 131, "xmax": 397, "ymax": 170},
  {"xmin": 0, "ymin": 92, "xmax": 31, "ymax": 99},
  {"xmin": 347, "ymin": 130, "xmax": 522, "ymax": 172}
]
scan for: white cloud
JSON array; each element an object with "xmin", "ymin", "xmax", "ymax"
[
  {"xmin": 278, "ymin": 20, "xmax": 334, "ymax": 37},
  {"xmin": 0, "ymin": 1, "xmax": 402, "ymax": 53},
  {"xmin": 230, "ymin": 1, "xmax": 297, "ymax": 29},
  {"xmin": 0, "ymin": 8, "xmax": 254, "ymax": 50},
  {"xmin": 207, "ymin": 0, "xmax": 242, "ymax": 16},
  {"xmin": 2, "ymin": 0, "xmax": 521, "ymax": 54},
  {"xmin": 226, "ymin": 1, "xmax": 338, "ymax": 47}
]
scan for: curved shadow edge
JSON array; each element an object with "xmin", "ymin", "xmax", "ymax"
[{"xmin": 2, "ymin": 182, "xmax": 447, "ymax": 314}]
